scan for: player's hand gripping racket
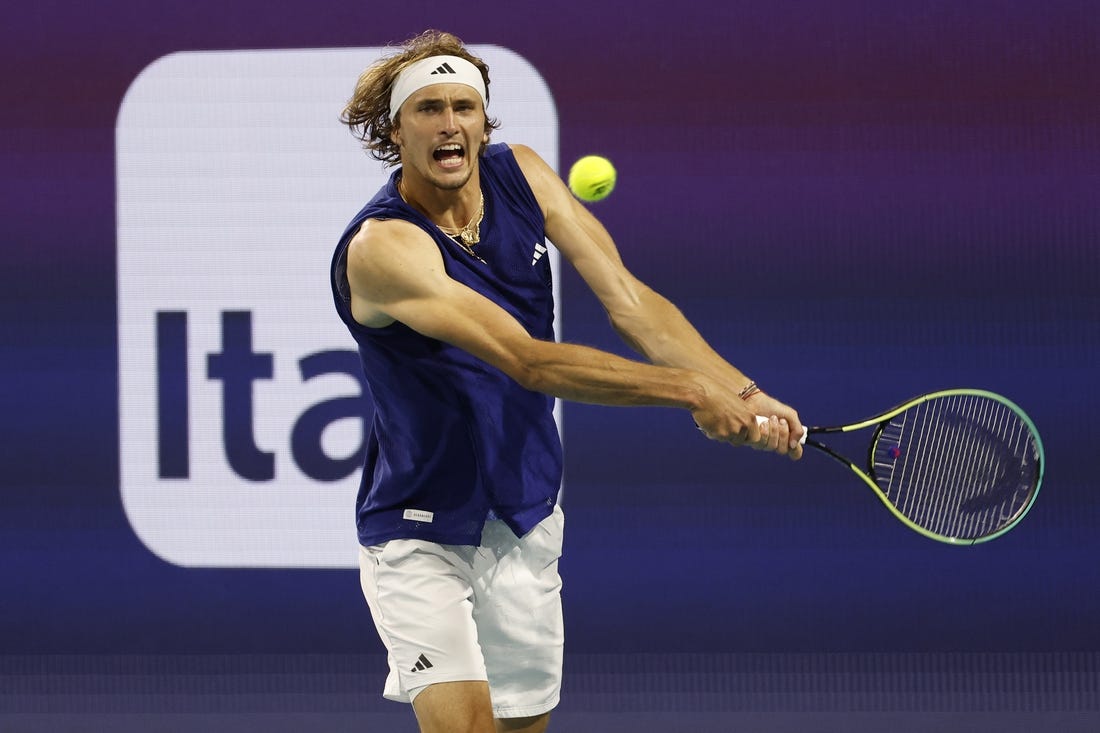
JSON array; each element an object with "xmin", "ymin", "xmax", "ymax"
[{"xmin": 758, "ymin": 389, "xmax": 1044, "ymax": 544}]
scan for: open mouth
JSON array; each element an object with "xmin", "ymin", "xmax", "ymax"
[{"xmin": 433, "ymin": 143, "xmax": 465, "ymax": 167}]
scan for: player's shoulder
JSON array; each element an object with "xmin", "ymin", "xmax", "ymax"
[
  {"xmin": 502, "ymin": 143, "xmax": 561, "ymax": 202},
  {"xmin": 350, "ymin": 216, "xmax": 429, "ymax": 250},
  {"xmin": 347, "ymin": 217, "xmax": 438, "ymax": 275},
  {"xmin": 503, "ymin": 142, "xmax": 545, "ymax": 169}
]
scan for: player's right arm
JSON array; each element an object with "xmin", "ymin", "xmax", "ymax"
[{"xmin": 344, "ymin": 218, "xmax": 763, "ymax": 444}]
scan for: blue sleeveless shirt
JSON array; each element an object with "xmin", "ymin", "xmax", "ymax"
[{"xmin": 331, "ymin": 144, "xmax": 561, "ymax": 547}]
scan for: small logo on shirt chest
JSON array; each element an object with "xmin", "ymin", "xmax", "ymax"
[{"xmin": 530, "ymin": 242, "xmax": 548, "ymax": 266}]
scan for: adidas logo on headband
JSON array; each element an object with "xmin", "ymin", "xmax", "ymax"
[{"xmin": 430, "ymin": 62, "xmax": 457, "ymax": 75}]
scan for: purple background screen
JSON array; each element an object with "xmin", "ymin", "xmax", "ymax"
[{"xmin": 2, "ymin": 1, "xmax": 1098, "ymax": 731}]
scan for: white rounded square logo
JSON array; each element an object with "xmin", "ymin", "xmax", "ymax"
[{"xmin": 117, "ymin": 47, "xmax": 560, "ymax": 568}]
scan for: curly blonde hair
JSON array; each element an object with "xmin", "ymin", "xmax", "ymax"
[{"xmin": 340, "ymin": 30, "xmax": 500, "ymax": 166}]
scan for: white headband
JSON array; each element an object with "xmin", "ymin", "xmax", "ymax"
[{"xmin": 388, "ymin": 55, "xmax": 488, "ymax": 120}]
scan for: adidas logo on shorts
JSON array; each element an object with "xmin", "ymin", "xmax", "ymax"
[{"xmin": 410, "ymin": 653, "xmax": 434, "ymax": 673}]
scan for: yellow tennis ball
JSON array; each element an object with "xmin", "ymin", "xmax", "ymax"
[{"xmin": 568, "ymin": 155, "xmax": 616, "ymax": 202}]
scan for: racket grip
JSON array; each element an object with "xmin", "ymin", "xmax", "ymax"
[{"xmin": 756, "ymin": 414, "xmax": 808, "ymax": 445}]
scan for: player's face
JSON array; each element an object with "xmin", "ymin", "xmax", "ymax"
[{"xmin": 392, "ymin": 83, "xmax": 489, "ymax": 191}]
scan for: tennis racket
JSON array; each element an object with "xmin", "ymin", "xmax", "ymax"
[{"xmin": 760, "ymin": 389, "xmax": 1044, "ymax": 544}]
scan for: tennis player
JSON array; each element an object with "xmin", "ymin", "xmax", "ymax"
[{"xmin": 330, "ymin": 30, "xmax": 803, "ymax": 733}]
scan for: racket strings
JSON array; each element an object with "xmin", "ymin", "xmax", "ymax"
[
  {"xmin": 922, "ymin": 398, "xmax": 1031, "ymax": 537},
  {"xmin": 874, "ymin": 394, "xmax": 1040, "ymax": 540}
]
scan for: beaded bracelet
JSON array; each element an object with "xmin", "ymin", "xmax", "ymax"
[{"xmin": 738, "ymin": 381, "xmax": 761, "ymax": 400}]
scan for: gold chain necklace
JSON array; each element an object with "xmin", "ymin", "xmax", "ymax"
[
  {"xmin": 437, "ymin": 192, "xmax": 485, "ymax": 253},
  {"xmin": 398, "ymin": 178, "xmax": 486, "ymax": 262}
]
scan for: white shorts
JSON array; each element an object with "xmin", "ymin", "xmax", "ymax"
[{"xmin": 358, "ymin": 505, "xmax": 565, "ymax": 719}]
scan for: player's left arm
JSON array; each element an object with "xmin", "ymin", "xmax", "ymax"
[{"xmin": 511, "ymin": 143, "xmax": 803, "ymax": 451}]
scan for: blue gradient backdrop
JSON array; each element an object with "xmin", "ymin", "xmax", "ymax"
[{"xmin": 2, "ymin": 1, "xmax": 1098, "ymax": 731}]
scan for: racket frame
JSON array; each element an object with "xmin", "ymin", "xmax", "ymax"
[{"xmin": 803, "ymin": 388, "xmax": 1044, "ymax": 545}]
